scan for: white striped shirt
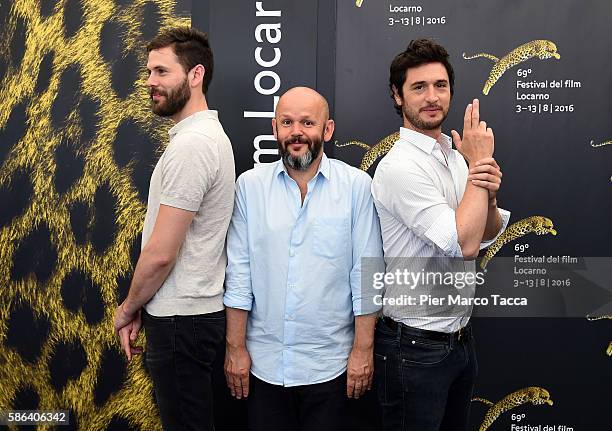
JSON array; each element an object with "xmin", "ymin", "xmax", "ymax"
[{"xmin": 371, "ymin": 127, "xmax": 510, "ymax": 332}]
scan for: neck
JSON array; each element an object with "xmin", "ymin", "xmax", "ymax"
[
  {"xmin": 285, "ymin": 152, "xmax": 323, "ymax": 186},
  {"xmin": 403, "ymin": 121, "xmax": 442, "ymax": 141},
  {"xmin": 172, "ymin": 93, "xmax": 209, "ymax": 123}
]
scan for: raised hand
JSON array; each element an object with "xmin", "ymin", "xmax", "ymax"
[{"xmin": 451, "ymin": 99, "xmax": 494, "ymax": 165}]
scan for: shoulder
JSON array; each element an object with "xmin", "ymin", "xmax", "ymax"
[
  {"xmin": 170, "ymin": 129, "xmax": 220, "ymax": 152},
  {"xmin": 236, "ymin": 162, "xmax": 278, "ymax": 187},
  {"xmin": 328, "ymin": 158, "xmax": 372, "ymax": 186},
  {"xmin": 374, "ymin": 145, "xmax": 424, "ymax": 182}
]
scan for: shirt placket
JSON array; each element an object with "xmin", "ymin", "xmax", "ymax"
[{"xmin": 281, "ymin": 173, "xmax": 319, "ymax": 385}]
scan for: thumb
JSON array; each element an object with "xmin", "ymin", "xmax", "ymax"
[
  {"xmin": 451, "ymin": 130, "xmax": 462, "ymax": 150},
  {"xmin": 130, "ymin": 322, "xmax": 140, "ymax": 341}
]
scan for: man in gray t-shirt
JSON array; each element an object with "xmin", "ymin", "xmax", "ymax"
[{"xmin": 113, "ymin": 27, "xmax": 234, "ymax": 431}]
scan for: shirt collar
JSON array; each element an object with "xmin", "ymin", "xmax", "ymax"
[
  {"xmin": 275, "ymin": 153, "xmax": 331, "ymax": 180},
  {"xmin": 399, "ymin": 127, "xmax": 452, "ymax": 155},
  {"xmin": 168, "ymin": 110, "xmax": 218, "ymax": 139}
]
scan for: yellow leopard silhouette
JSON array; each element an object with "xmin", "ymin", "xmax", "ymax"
[
  {"xmin": 335, "ymin": 132, "xmax": 399, "ymax": 171},
  {"xmin": 463, "ymin": 40, "xmax": 561, "ymax": 95},
  {"xmin": 587, "ymin": 315, "xmax": 612, "ymax": 356},
  {"xmin": 473, "ymin": 387, "xmax": 554, "ymax": 431},
  {"xmin": 480, "ymin": 216, "xmax": 557, "ymax": 269}
]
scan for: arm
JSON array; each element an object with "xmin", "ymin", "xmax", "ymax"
[
  {"xmin": 123, "ymin": 205, "xmax": 195, "ymax": 315},
  {"xmin": 454, "ymin": 180, "xmax": 489, "ymax": 258},
  {"xmin": 347, "ymin": 313, "xmax": 377, "ymax": 399},
  {"xmin": 225, "ymin": 308, "xmax": 251, "ymax": 399},
  {"xmin": 483, "ymin": 198, "xmax": 503, "ymax": 241},
  {"xmin": 113, "ymin": 205, "xmax": 195, "ymax": 360},
  {"xmin": 467, "ymin": 157, "xmax": 505, "ymax": 241},
  {"xmin": 450, "ymin": 99, "xmax": 495, "ymax": 258},
  {"xmin": 223, "ymin": 175, "xmax": 254, "ymax": 398},
  {"xmin": 347, "ymin": 174, "xmax": 384, "ymax": 398}
]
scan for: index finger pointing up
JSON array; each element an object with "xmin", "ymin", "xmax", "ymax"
[{"xmin": 463, "ymin": 103, "xmax": 473, "ymax": 131}]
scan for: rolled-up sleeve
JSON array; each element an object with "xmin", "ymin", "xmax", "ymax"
[
  {"xmin": 349, "ymin": 173, "xmax": 384, "ymax": 316},
  {"xmin": 479, "ymin": 207, "xmax": 511, "ymax": 249},
  {"xmin": 223, "ymin": 176, "xmax": 254, "ymax": 311}
]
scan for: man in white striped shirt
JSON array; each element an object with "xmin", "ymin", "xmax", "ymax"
[{"xmin": 371, "ymin": 39, "xmax": 510, "ymax": 431}]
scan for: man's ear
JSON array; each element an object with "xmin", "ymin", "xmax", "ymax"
[
  {"xmin": 189, "ymin": 64, "xmax": 205, "ymax": 88},
  {"xmin": 272, "ymin": 118, "xmax": 278, "ymax": 140},
  {"xmin": 392, "ymin": 85, "xmax": 402, "ymax": 106},
  {"xmin": 323, "ymin": 119, "xmax": 335, "ymax": 142}
]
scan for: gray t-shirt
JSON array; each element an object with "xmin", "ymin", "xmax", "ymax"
[{"xmin": 143, "ymin": 110, "xmax": 235, "ymax": 316}]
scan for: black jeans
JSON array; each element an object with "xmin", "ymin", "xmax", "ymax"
[
  {"xmin": 143, "ymin": 309, "xmax": 225, "ymax": 431},
  {"xmin": 374, "ymin": 318, "xmax": 477, "ymax": 431},
  {"xmin": 247, "ymin": 373, "xmax": 349, "ymax": 431}
]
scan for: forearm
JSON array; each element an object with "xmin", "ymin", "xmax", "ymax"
[
  {"xmin": 226, "ymin": 307, "xmax": 249, "ymax": 348},
  {"xmin": 123, "ymin": 247, "xmax": 175, "ymax": 315},
  {"xmin": 353, "ymin": 313, "xmax": 377, "ymax": 350},
  {"xmin": 455, "ymin": 178, "xmax": 489, "ymax": 259},
  {"xmin": 482, "ymin": 200, "xmax": 503, "ymax": 241}
]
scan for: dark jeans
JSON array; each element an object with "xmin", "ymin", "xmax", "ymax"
[
  {"xmin": 247, "ymin": 373, "xmax": 349, "ymax": 431},
  {"xmin": 374, "ymin": 318, "xmax": 477, "ymax": 431},
  {"xmin": 143, "ymin": 309, "xmax": 226, "ymax": 431}
]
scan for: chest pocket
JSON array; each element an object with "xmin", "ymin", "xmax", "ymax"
[{"xmin": 313, "ymin": 218, "xmax": 350, "ymax": 259}]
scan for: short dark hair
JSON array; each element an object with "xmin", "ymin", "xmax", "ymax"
[
  {"xmin": 389, "ymin": 39, "xmax": 454, "ymax": 117},
  {"xmin": 147, "ymin": 26, "xmax": 213, "ymax": 94}
]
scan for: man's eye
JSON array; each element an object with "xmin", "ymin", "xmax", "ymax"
[
  {"xmin": 436, "ymin": 82, "xmax": 447, "ymax": 88},
  {"xmin": 303, "ymin": 121, "xmax": 313, "ymax": 126},
  {"xmin": 282, "ymin": 120, "xmax": 291, "ymax": 126},
  {"xmin": 413, "ymin": 85, "xmax": 423, "ymax": 91}
]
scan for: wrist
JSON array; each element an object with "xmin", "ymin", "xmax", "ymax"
[
  {"xmin": 226, "ymin": 338, "xmax": 247, "ymax": 350},
  {"xmin": 352, "ymin": 340, "xmax": 374, "ymax": 352},
  {"xmin": 121, "ymin": 301, "xmax": 137, "ymax": 318}
]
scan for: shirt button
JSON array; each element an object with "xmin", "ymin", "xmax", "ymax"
[{"xmin": 289, "ymin": 250, "xmax": 295, "ymax": 257}]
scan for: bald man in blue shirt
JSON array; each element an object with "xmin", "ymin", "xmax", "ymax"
[{"xmin": 223, "ymin": 87, "xmax": 383, "ymax": 431}]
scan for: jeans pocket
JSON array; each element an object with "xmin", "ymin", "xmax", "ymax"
[
  {"xmin": 374, "ymin": 353, "xmax": 388, "ymax": 404},
  {"xmin": 143, "ymin": 314, "xmax": 175, "ymax": 365},
  {"xmin": 401, "ymin": 338, "xmax": 450, "ymax": 366},
  {"xmin": 193, "ymin": 315, "xmax": 225, "ymax": 365}
]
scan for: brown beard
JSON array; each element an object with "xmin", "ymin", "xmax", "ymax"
[{"xmin": 150, "ymin": 77, "xmax": 190, "ymax": 117}]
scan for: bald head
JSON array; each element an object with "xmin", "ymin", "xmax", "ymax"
[
  {"xmin": 272, "ymin": 86, "xmax": 335, "ymax": 172},
  {"xmin": 276, "ymin": 86, "xmax": 330, "ymax": 121}
]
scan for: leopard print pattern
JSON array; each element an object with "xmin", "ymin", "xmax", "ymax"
[
  {"xmin": 335, "ymin": 132, "xmax": 399, "ymax": 171},
  {"xmin": 463, "ymin": 40, "xmax": 561, "ymax": 95},
  {"xmin": 480, "ymin": 216, "xmax": 557, "ymax": 269},
  {"xmin": 473, "ymin": 387, "xmax": 553, "ymax": 431}
]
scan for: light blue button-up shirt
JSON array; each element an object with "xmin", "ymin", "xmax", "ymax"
[{"xmin": 224, "ymin": 154, "xmax": 383, "ymax": 387}]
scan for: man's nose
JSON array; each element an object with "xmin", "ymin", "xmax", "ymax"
[
  {"xmin": 290, "ymin": 123, "xmax": 303, "ymax": 136},
  {"xmin": 147, "ymin": 74, "xmax": 157, "ymax": 88},
  {"xmin": 425, "ymin": 85, "xmax": 438, "ymax": 102}
]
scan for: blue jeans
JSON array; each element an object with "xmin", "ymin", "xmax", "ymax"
[
  {"xmin": 143, "ymin": 309, "xmax": 225, "ymax": 431},
  {"xmin": 374, "ymin": 318, "xmax": 477, "ymax": 431}
]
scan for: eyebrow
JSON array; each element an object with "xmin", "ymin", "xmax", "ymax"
[{"xmin": 411, "ymin": 79, "xmax": 448, "ymax": 86}]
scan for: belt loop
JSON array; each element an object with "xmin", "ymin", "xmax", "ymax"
[{"xmin": 396, "ymin": 319, "xmax": 402, "ymax": 342}]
